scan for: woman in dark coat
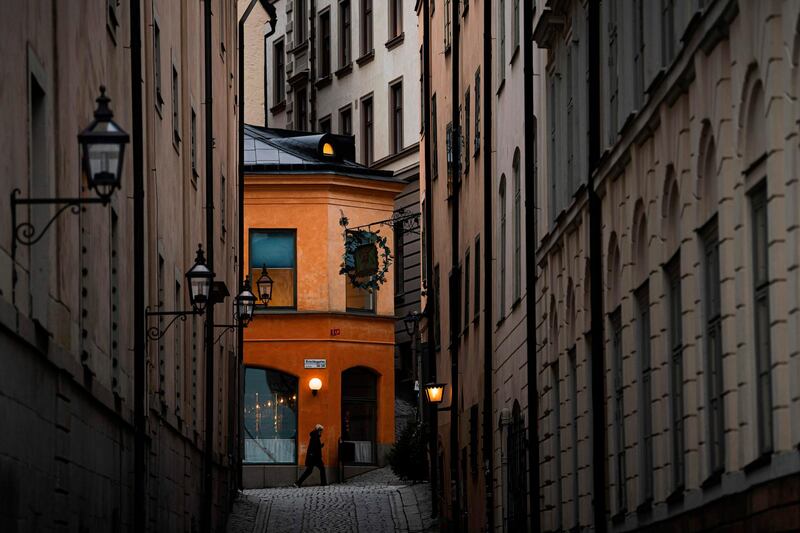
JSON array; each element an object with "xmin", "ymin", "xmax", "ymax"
[{"xmin": 295, "ymin": 424, "xmax": 327, "ymax": 486}]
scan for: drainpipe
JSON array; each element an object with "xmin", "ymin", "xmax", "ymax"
[
  {"xmin": 449, "ymin": 0, "xmax": 461, "ymax": 525},
  {"xmin": 421, "ymin": 0, "xmax": 439, "ymax": 519},
  {"xmin": 238, "ymin": 0, "xmax": 276, "ymax": 492},
  {"xmin": 522, "ymin": 1, "xmax": 541, "ymax": 531},
  {"xmin": 481, "ymin": 0, "xmax": 495, "ymax": 529},
  {"xmin": 203, "ymin": 0, "xmax": 215, "ymax": 529},
  {"xmin": 130, "ymin": 0, "xmax": 145, "ymax": 530},
  {"xmin": 587, "ymin": 2, "xmax": 608, "ymax": 532}
]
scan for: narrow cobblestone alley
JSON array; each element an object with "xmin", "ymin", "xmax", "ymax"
[{"xmin": 226, "ymin": 468, "xmax": 437, "ymax": 533}]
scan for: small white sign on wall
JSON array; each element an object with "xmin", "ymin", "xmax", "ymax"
[{"xmin": 304, "ymin": 359, "xmax": 327, "ymax": 369}]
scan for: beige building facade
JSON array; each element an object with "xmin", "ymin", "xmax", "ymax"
[
  {"xmin": 0, "ymin": 1, "xmax": 241, "ymax": 530},
  {"xmin": 534, "ymin": 0, "xmax": 800, "ymax": 531}
]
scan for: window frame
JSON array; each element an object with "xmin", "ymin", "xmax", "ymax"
[
  {"xmin": 636, "ymin": 281, "xmax": 653, "ymax": 506},
  {"xmin": 361, "ymin": 0, "xmax": 374, "ymax": 55},
  {"xmin": 339, "ymin": 0, "xmax": 352, "ymax": 67},
  {"xmin": 318, "ymin": 8, "xmax": 332, "ymax": 78},
  {"xmin": 339, "ymin": 104, "xmax": 353, "ymax": 136},
  {"xmin": 361, "ymin": 94, "xmax": 374, "ymax": 165},
  {"xmin": 390, "ymin": 80, "xmax": 404, "ymax": 155},
  {"xmin": 249, "ymin": 229, "xmax": 299, "ymax": 311},
  {"xmin": 295, "ymin": 0, "xmax": 307, "ymax": 43},
  {"xmin": 665, "ymin": 252, "xmax": 685, "ymax": 493},
  {"xmin": 274, "ymin": 39, "xmax": 286, "ymax": 105},
  {"xmin": 243, "ymin": 366, "xmax": 300, "ymax": 465}
]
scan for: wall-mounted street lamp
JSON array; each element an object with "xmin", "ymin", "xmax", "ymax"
[
  {"xmin": 309, "ymin": 377, "xmax": 323, "ymax": 396},
  {"xmin": 10, "ymin": 86, "xmax": 129, "ymax": 252},
  {"xmin": 146, "ymin": 245, "xmax": 215, "ymax": 341},
  {"xmin": 213, "ymin": 278, "xmax": 256, "ymax": 344},
  {"xmin": 424, "ymin": 383, "xmax": 447, "ymax": 406},
  {"xmin": 255, "ymin": 265, "xmax": 273, "ymax": 306}
]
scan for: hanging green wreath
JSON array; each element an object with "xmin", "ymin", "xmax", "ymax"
[{"xmin": 339, "ymin": 229, "xmax": 393, "ymax": 291}]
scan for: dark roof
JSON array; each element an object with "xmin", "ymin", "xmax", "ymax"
[{"xmin": 244, "ymin": 124, "xmax": 398, "ymax": 181}]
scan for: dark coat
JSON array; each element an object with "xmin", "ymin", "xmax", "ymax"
[{"xmin": 305, "ymin": 429, "xmax": 324, "ymax": 466}]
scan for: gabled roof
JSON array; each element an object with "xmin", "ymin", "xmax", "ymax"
[{"xmin": 244, "ymin": 124, "xmax": 399, "ymax": 182}]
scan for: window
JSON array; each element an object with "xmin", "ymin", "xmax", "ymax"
[
  {"xmin": 340, "ymin": 106, "xmax": 352, "ymax": 135},
  {"xmin": 342, "ymin": 368, "xmax": 378, "ymax": 464},
  {"xmin": 249, "ymin": 230, "xmax": 297, "ymax": 309},
  {"xmin": 295, "ymin": 87, "xmax": 307, "ymax": 131},
  {"xmin": 295, "ymin": 0, "xmax": 307, "ymax": 42},
  {"xmin": 512, "ymin": 0, "xmax": 520, "ymax": 51},
  {"xmin": 361, "ymin": 95, "xmax": 374, "ymax": 165},
  {"xmin": 434, "ymin": 264, "xmax": 441, "ymax": 349},
  {"xmin": 446, "ymin": 122, "xmax": 454, "ymax": 195},
  {"xmin": 661, "ymin": 0, "xmax": 676, "ymax": 66},
  {"xmin": 507, "ymin": 402, "xmax": 528, "ymax": 530},
  {"xmin": 390, "ymin": 0, "xmax": 403, "ymax": 39},
  {"xmin": 636, "ymin": 282, "xmax": 653, "ymax": 505},
  {"xmin": 107, "ymin": 0, "xmax": 120, "ymax": 36},
  {"xmin": 190, "ymin": 108, "xmax": 198, "ymax": 177},
  {"xmin": 610, "ymin": 308, "xmax": 627, "ymax": 514},
  {"xmin": 566, "ymin": 47, "xmax": 574, "ymax": 190},
  {"xmin": 274, "ymin": 40, "xmax": 286, "ymax": 104},
  {"xmin": 346, "ymin": 278, "xmax": 375, "ymax": 312},
  {"xmin": 172, "ymin": 64, "xmax": 180, "ymax": 145},
  {"xmin": 512, "ymin": 149, "xmax": 521, "ymax": 302},
  {"xmin": 474, "ymin": 69, "xmax": 480, "ymax": 156},
  {"xmin": 319, "ymin": 10, "xmax": 331, "ymax": 77},
  {"xmin": 751, "ymin": 183, "xmax": 772, "ymax": 455},
  {"xmin": 701, "ymin": 217, "xmax": 725, "ymax": 477},
  {"xmin": 390, "ymin": 81, "xmax": 403, "ymax": 154},
  {"xmin": 220, "ymin": 173, "xmax": 226, "ymax": 239},
  {"xmin": 548, "ymin": 76, "xmax": 557, "ymax": 224},
  {"xmin": 244, "ymin": 367, "xmax": 298, "ymax": 464},
  {"xmin": 463, "ymin": 248, "xmax": 470, "ymax": 329},
  {"xmin": 431, "ymin": 95, "xmax": 439, "ymax": 179},
  {"xmin": 361, "ymin": 0, "xmax": 373, "ymax": 54},
  {"xmin": 499, "ymin": 176, "xmax": 507, "ymax": 317},
  {"xmin": 474, "ymin": 235, "xmax": 480, "ymax": 322},
  {"xmin": 444, "ymin": 0, "xmax": 451, "ymax": 51},
  {"xmin": 552, "ymin": 361, "xmax": 562, "ymax": 529},
  {"xmin": 633, "ymin": 0, "xmax": 645, "ymax": 109},
  {"xmin": 394, "ymin": 222, "xmax": 405, "ymax": 297},
  {"xmin": 568, "ymin": 348, "xmax": 579, "ymax": 528},
  {"xmin": 665, "ymin": 253, "xmax": 685, "ymax": 491},
  {"xmin": 464, "ymin": 88, "xmax": 470, "ymax": 173},
  {"xmin": 419, "ymin": 46, "xmax": 424, "ymax": 134},
  {"xmin": 499, "ymin": 0, "xmax": 506, "ymax": 79},
  {"xmin": 174, "ymin": 280, "xmax": 182, "ymax": 414},
  {"xmin": 154, "ymin": 22, "xmax": 163, "ymax": 111},
  {"xmin": 319, "ymin": 115, "xmax": 332, "ymax": 133},
  {"xmin": 607, "ymin": 0, "xmax": 619, "ymax": 141},
  {"xmin": 340, "ymin": 0, "xmax": 352, "ymax": 67},
  {"xmin": 469, "ymin": 404, "xmax": 479, "ymax": 477}
]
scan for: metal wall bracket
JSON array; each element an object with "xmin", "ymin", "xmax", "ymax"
[{"xmin": 145, "ymin": 308, "xmax": 201, "ymax": 341}]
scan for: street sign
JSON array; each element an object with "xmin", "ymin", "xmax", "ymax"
[{"xmin": 304, "ymin": 359, "xmax": 327, "ymax": 369}]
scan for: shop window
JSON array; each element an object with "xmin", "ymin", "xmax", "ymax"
[
  {"xmin": 250, "ymin": 229, "xmax": 297, "ymax": 309},
  {"xmin": 243, "ymin": 367, "xmax": 298, "ymax": 464},
  {"xmin": 341, "ymin": 367, "xmax": 378, "ymax": 464}
]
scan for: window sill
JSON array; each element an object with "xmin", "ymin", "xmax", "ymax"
[
  {"xmin": 315, "ymin": 75, "xmax": 332, "ymax": 90},
  {"xmin": 666, "ymin": 486, "xmax": 684, "ymax": 505},
  {"xmin": 611, "ymin": 510, "xmax": 626, "ymax": 525},
  {"xmin": 743, "ymin": 451, "xmax": 772, "ymax": 474},
  {"xmin": 356, "ymin": 50, "xmax": 375, "ymax": 67},
  {"xmin": 496, "ymin": 78, "xmax": 505, "ymax": 96},
  {"xmin": 385, "ymin": 32, "xmax": 405, "ymax": 51},
  {"xmin": 511, "ymin": 297, "xmax": 521, "ymax": 310},
  {"xmin": 636, "ymin": 498, "xmax": 653, "ymax": 516},
  {"xmin": 346, "ymin": 308, "xmax": 377, "ymax": 316},
  {"xmin": 270, "ymin": 100, "xmax": 286, "ymax": 115},
  {"xmin": 701, "ymin": 468, "xmax": 723, "ymax": 490},
  {"xmin": 510, "ymin": 45, "xmax": 520, "ymax": 65},
  {"xmin": 289, "ymin": 40, "xmax": 309, "ymax": 55},
  {"xmin": 335, "ymin": 63, "xmax": 353, "ymax": 79}
]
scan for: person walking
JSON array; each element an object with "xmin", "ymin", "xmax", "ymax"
[{"xmin": 295, "ymin": 424, "xmax": 327, "ymax": 487}]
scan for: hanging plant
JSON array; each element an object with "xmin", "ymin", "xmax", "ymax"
[{"xmin": 340, "ymin": 229, "xmax": 393, "ymax": 291}]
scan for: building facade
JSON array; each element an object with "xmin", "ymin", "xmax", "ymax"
[
  {"xmin": 242, "ymin": 126, "xmax": 402, "ymax": 487},
  {"xmin": 534, "ymin": 0, "xmax": 800, "ymax": 531},
  {"xmin": 0, "ymin": 0, "xmax": 241, "ymax": 531}
]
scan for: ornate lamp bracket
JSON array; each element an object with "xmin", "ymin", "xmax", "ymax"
[
  {"xmin": 145, "ymin": 307, "xmax": 202, "ymax": 341},
  {"xmin": 11, "ymin": 188, "xmax": 107, "ymax": 247}
]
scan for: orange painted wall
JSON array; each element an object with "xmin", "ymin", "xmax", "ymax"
[{"xmin": 244, "ymin": 171, "xmax": 404, "ymax": 466}]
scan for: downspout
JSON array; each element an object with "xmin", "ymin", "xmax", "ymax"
[
  {"xmin": 238, "ymin": 0, "xmax": 276, "ymax": 493},
  {"xmin": 449, "ymin": 0, "xmax": 461, "ymax": 525},
  {"xmin": 421, "ymin": 0, "xmax": 438, "ymax": 519},
  {"xmin": 481, "ymin": 0, "xmax": 495, "ymax": 529},
  {"xmin": 203, "ymin": 0, "xmax": 215, "ymax": 529},
  {"xmin": 587, "ymin": 2, "xmax": 608, "ymax": 531},
  {"xmin": 130, "ymin": 0, "xmax": 146, "ymax": 530},
  {"xmin": 522, "ymin": 1, "xmax": 541, "ymax": 531}
]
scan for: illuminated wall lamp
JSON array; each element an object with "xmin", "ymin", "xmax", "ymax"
[{"xmin": 309, "ymin": 377, "xmax": 323, "ymax": 396}]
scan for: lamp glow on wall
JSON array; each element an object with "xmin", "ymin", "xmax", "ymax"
[
  {"xmin": 309, "ymin": 377, "xmax": 323, "ymax": 396},
  {"xmin": 424, "ymin": 383, "xmax": 447, "ymax": 405}
]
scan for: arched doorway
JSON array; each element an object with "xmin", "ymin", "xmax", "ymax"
[
  {"xmin": 341, "ymin": 367, "xmax": 378, "ymax": 464},
  {"xmin": 243, "ymin": 367, "xmax": 299, "ymax": 464}
]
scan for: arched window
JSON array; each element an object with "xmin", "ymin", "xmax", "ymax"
[
  {"xmin": 243, "ymin": 367, "xmax": 299, "ymax": 464},
  {"xmin": 513, "ymin": 148, "xmax": 522, "ymax": 302},
  {"xmin": 499, "ymin": 175, "xmax": 507, "ymax": 316},
  {"xmin": 507, "ymin": 401, "xmax": 528, "ymax": 530},
  {"xmin": 342, "ymin": 367, "xmax": 378, "ymax": 464}
]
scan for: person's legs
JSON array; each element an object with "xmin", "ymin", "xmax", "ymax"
[
  {"xmin": 317, "ymin": 462, "xmax": 327, "ymax": 486},
  {"xmin": 296, "ymin": 465, "xmax": 314, "ymax": 486}
]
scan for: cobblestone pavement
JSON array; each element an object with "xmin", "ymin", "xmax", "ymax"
[{"xmin": 226, "ymin": 467, "xmax": 437, "ymax": 533}]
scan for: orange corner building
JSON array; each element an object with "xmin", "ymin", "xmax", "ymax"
[{"xmin": 242, "ymin": 125, "xmax": 404, "ymax": 487}]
